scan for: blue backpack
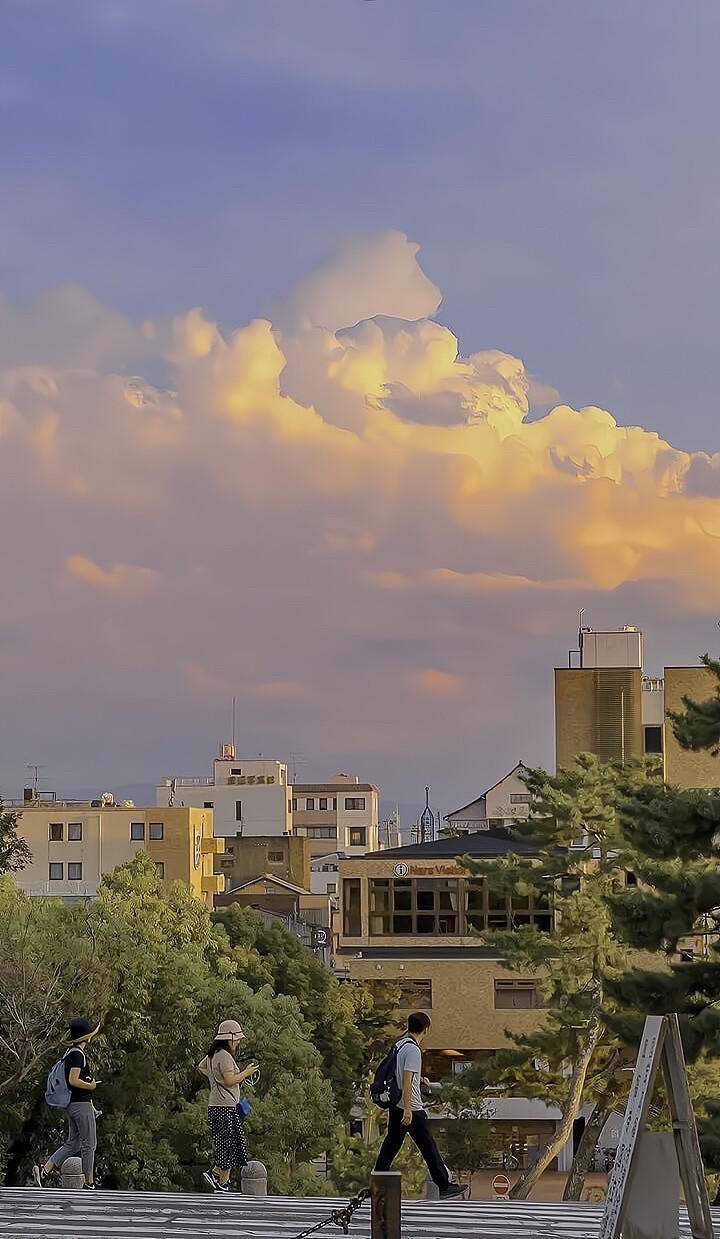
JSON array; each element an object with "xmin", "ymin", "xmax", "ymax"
[{"xmin": 45, "ymin": 1050, "xmax": 73, "ymax": 1109}]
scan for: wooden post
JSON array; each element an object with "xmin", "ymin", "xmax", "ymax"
[{"xmin": 370, "ymin": 1170, "xmax": 402, "ymax": 1239}]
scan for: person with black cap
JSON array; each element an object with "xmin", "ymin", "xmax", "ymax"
[{"xmin": 33, "ymin": 1017, "xmax": 101, "ymax": 1190}]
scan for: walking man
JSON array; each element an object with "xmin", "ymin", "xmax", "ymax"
[
  {"xmin": 374, "ymin": 1012, "xmax": 466, "ymax": 1199},
  {"xmin": 33, "ymin": 1018, "xmax": 101, "ymax": 1190}
]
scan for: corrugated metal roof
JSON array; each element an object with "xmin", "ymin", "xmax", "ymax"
[{"xmin": 0, "ymin": 1190, "xmax": 716, "ymax": 1238}]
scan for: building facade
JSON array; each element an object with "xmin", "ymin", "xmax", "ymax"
[
  {"xmin": 444, "ymin": 763, "xmax": 532, "ymax": 834},
  {"xmin": 12, "ymin": 801, "xmax": 224, "ymax": 906},
  {"xmin": 555, "ymin": 625, "xmax": 718, "ymax": 787},
  {"xmin": 157, "ymin": 747, "xmax": 292, "ymax": 838},
  {"xmin": 336, "ymin": 831, "xmax": 574, "ymax": 1165},
  {"xmin": 292, "ymin": 775, "xmax": 380, "ymax": 858},
  {"xmin": 216, "ymin": 833, "xmax": 311, "ymax": 893}
]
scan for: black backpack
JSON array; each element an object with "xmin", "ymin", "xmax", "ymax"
[{"xmin": 370, "ymin": 1038, "xmax": 408, "ymax": 1110}]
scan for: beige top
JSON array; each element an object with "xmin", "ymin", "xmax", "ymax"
[{"xmin": 203, "ymin": 1048, "xmax": 240, "ymax": 1108}]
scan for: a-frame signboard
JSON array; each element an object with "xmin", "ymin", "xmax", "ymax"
[{"xmin": 599, "ymin": 1013, "xmax": 714, "ymax": 1239}]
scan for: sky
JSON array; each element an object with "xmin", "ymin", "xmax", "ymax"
[{"xmin": 0, "ymin": 0, "xmax": 718, "ymax": 816}]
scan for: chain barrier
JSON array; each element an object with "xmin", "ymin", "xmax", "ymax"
[{"xmin": 289, "ymin": 1186, "xmax": 370, "ymax": 1239}]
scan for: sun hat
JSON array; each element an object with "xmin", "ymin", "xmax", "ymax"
[
  {"xmin": 216, "ymin": 1019, "xmax": 244, "ymax": 1040},
  {"xmin": 66, "ymin": 1018, "xmax": 100, "ymax": 1045}
]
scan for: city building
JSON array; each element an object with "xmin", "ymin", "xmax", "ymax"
[
  {"xmin": 216, "ymin": 833, "xmax": 310, "ymax": 893},
  {"xmin": 444, "ymin": 763, "xmax": 532, "ymax": 834},
  {"xmin": 554, "ymin": 624, "xmax": 718, "ymax": 787},
  {"xmin": 292, "ymin": 775, "xmax": 380, "ymax": 858},
  {"xmin": 157, "ymin": 746, "xmax": 292, "ymax": 837},
  {"xmin": 337, "ymin": 830, "xmax": 574, "ymax": 1167},
  {"xmin": 11, "ymin": 799, "xmax": 224, "ymax": 907}
]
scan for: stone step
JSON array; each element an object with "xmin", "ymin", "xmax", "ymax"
[{"xmin": 0, "ymin": 1190, "xmax": 717, "ymax": 1239}]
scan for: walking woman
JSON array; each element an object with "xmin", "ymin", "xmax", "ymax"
[
  {"xmin": 33, "ymin": 1018, "xmax": 101, "ymax": 1190},
  {"xmin": 198, "ymin": 1018, "xmax": 259, "ymax": 1192}
]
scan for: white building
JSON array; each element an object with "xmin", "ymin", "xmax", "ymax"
[
  {"xmin": 444, "ymin": 762, "xmax": 532, "ymax": 834},
  {"xmin": 157, "ymin": 746, "xmax": 292, "ymax": 838}
]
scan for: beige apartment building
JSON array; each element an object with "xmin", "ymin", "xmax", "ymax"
[
  {"xmin": 555, "ymin": 625, "xmax": 718, "ymax": 788},
  {"xmin": 292, "ymin": 775, "xmax": 381, "ymax": 859},
  {"xmin": 12, "ymin": 799, "xmax": 224, "ymax": 907}
]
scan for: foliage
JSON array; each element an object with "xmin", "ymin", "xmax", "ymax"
[
  {"xmin": 0, "ymin": 804, "xmax": 31, "ymax": 875},
  {"xmin": 0, "ymin": 856, "xmax": 338, "ymax": 1189}
]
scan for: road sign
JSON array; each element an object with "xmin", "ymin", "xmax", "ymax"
[
  {"xmin": 599, "ymin": 1013, "xmax": 713, "ymax": 1239},
  {"xmin": 492, "ymin": 1173, "xmax": 510, "ymax": 1197}
]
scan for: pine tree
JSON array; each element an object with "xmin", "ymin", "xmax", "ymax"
[
  {"xmin": 455, "ymin": 755, "xmax": 654, "ymax": 1200},
  {"xmin": 604, "ymin": 668, "xmax": 720, "ymax": 1178}
]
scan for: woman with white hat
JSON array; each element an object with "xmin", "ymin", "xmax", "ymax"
[{"xmin": 198, "ymin": 1018, "xmax": 259, "ymax": 1192}]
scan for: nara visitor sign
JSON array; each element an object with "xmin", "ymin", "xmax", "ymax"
[{"xmin": 599, "ymin": 1013, "xmax": 713, "ymax": 1239}]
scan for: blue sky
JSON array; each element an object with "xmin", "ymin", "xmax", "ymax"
[
  {"xmin": 0, "ymin": 1, "xmax": 718, "ymax": 807},
  {"xmin": 3, "ymin": 1, "xmax": 719, "ymax": 447}
]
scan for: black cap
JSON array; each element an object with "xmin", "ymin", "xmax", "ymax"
[{"xmin": 66, "ymin": 1018, "xmax": 99, "ymax": 1044}]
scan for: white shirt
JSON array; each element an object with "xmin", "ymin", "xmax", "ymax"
[{"xmin": 395, "ymin": 1036, "xmax": 423, "ymax": 1111}]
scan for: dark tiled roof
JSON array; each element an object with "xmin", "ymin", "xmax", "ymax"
[{"xmin": 362, "ymin": 827, "xmax": 537, "ymax": 861}]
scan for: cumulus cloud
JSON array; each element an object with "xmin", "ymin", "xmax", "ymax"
[{"xmin": 1, "ymin": 230, "xmax": 717, "ymax": 797}]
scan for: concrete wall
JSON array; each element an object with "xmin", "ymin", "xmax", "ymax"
[{"xmin": 664, "ymin": 665, "xmax": 719, "ymax": 789}]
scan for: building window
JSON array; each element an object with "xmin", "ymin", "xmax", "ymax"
[
  {"xmin": 297, "ymin": 825, "xmax": 338, "ymax": 839},
  {"xmin": 149, "ymin": 822, "xmax": 164, "ymax": 840},
  {"xmin": 231, "ymin": 768, "xmax": 242, "ymax": 775},
  {"xmin": 349, "ymin": 827, "xmax": 367, "ymax": 848},
  {"xmin": 306, "ymin": 797, "xmax": 315, "ymax": 811},
  {"xmin": 488, "ymin": 817, "xmax": 505, "ymax": 829},
  {"xmin": 343, "ymin": 878, "xmax": 362, "ymax": 936},
  {"xmin": 494, "ymin": 979, "xmax": 544, "ymax": 1009},
  {"xmin": 155, "ymin": 862, "xmax": 165, "ymax": 878},
  {"xmin": 369, "ymin": 878, "xmax": 459, "ymax": 935},
  {"xmin": 345, "ymin": 797, "xmax": 366, "ymax": 811},
  {"xmin": 288, "ymin": 798, "xmax": 292, "ymax": 813},
  {"xmin": 510, "ymin": 794, "xmax": 532, "ymax": 805},
  {"xmin": 332, "ymin": 797, "xmax": 337, "ymax": 810},
  {"xmin": 49, "ymin": 862, "xmax": 63, "ymax": 880},
  {"xmin": 68, "ymin": 862, "xmax": 83, "ymax": 881},
  {"xmin": 371, "ymin": 979, "xmax": 433, "ymax": 1009},
  {"xmin": 319, "ymin": 797, "xmax": 328, "ymax": 810},
  {"xmin": 292, "ymin": 798, "xmax": 298, "ymax": 811},
  {"xmin": 204, "ymin": 801, "xmax": 214, "ymax": 809},
  {"xmin": 268, "ymin": 851, "xmax": 284, "ymax": 863},
  {"xmin": 466, "ymin": 879, "xmax": 552, "ymax": 933},
  {"xmin": 131, "ymin": 822, "xmax": 145, "ymax": 841},
  {"xmin": 327, "ymin": 883, "xmax": 337, "ymax": 894},
  {"xmin": 235, "ymin": 800, "xmax": 243, "ymax": 822},
  {"xmin": 49, "ymin": 823, "xmax": 63, "ymax": 841},
  {"xmin": 644, "ymin": 725, "xmax": 663, "ymax": 755},
  {"xmin": 67, "ymin": 822, "xmax": 83, "ymax": 841}
]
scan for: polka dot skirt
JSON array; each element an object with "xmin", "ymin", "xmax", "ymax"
[{"xmin": 208, "ymin": 1106, "xmax": 250, "ymax": 1170}]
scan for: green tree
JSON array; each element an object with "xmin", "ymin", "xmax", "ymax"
[
  {"xmin": 1, "ymin": 856, "xmax": 338, "ymax": 1189},
  {"xmin": 455, "ymin": 756, "xmax": 658, "ymax": 1200},
  {"xmin": 0, "ymin": 804, "xmax": 31, "ymax": 875},
  {"xmin": 328, "ymin": 1124, "xmax": 426, "ymax": 1197}
]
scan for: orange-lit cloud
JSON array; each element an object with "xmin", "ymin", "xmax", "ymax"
[
  {"xmin": 2, "ymin": 230, "xmax": 718, "ymax": 794},
  {"xmin": 66, "ymin": 556, "xmax": 157, "ymax": 593}
]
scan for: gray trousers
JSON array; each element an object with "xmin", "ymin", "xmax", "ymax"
[{"xmin": 50, "ymin": 1102, "xmax": 97, "ymax": 1177}]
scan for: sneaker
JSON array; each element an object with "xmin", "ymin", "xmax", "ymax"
[
  {"xmin": 32, "ymin": 1165, "xmax": 47, "ymax": 1188},
  {"xmin": 82, "ymin": 1183, "xmax": 96, "ymax": 1191},
  {"xmin": 202, "ymin": 1169, "xmax": 230, "ymax": 1193},
  {"xmin": 439, "ymin": 1183, "xmax": 468, "ymax": 1200}
]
